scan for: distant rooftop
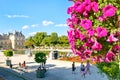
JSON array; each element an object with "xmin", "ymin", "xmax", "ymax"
[{"xmin": 0, "ymin": 30, "xmax": 25, "ymax": 37}]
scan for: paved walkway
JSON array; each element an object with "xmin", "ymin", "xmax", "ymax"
[{"xmin": 0, "ymin": 52, "xmax": 108, "ymax": 80}]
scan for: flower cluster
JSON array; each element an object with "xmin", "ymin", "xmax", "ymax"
[{"xmin": 67, "ymin": 0, "xmax": 120, "ymax": 62}]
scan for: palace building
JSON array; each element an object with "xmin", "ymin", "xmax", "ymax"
[{"xmin": 0, "ymin": 31, "xmax": 25, "ymax": 49}]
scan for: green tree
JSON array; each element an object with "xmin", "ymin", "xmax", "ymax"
[
  {"xmin": 34, "ymin": 52, "xmax": 47, "ymax": 68},
  {"xmin": 4, "ymin": 50, "xmax": 13, "ymax": 59},
  {"xmin": 33, "ymin": 32, "xmax": 47, "ymax": 47},
  {"xmin": 41, "ymin": 36, "xmax": 51, "ymax": 46},
  {"xmin": 50, "ymin": 32, "xmax": 58, "ymax": 46},
  {"xmin": 58, "ymin": 35, "xmax": 69, "ymax": 47},
  {"xmin": 24, "ymin": 37, "xmax": 35, "ymax": 48}
]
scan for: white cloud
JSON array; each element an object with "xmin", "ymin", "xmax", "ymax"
[
  {"xmin": 31, "ymin": 24, "xmax": 39, "ymax": 28},
  {"xmin": 29, "ymin": 32, "xmax": 37, "ymax": 36},
  {"xmin": 42, "ymin": 20, "xmax": 54, "ymax": 26},
  {"xmin": 55, "ymin": 24, "xmax": 67, "ymax": 27},
  {"xmin": 6, "ymin": 15, "xmax": 29, "ymax": 18},
  {"xmin": 22, "ymin": 25, "xmax": 29, "ymax": 29},
  {"xmin": 26, "ymin": 31, "xmax": 38, "ymax": 38}
]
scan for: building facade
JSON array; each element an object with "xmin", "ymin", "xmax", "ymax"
[{"xmin": 0, "ymin": 31, "xmax": 25, "ymax": 50}]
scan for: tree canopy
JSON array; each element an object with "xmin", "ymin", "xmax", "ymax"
[{"xmin": 24, "ymin": 32, "xmax": 69, "ymax": 48}]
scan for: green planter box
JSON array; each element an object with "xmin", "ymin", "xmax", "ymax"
[
  {"xmin": 6, "ymin": 60, "xmax": 11, "ymax": 66},
  {"xmin": 36, "ymin": 69, "xmax": 45, "ymax": 78}
]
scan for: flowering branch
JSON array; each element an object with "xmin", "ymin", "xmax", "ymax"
[{"xmin": 67, "ymin": 0, "xmax": 120, "ymax": 62}]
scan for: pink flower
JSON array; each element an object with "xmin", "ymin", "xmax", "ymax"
[
  {"xmin": 67, "ymin": 6, "xmax": 73, "ymax": 14},
  {"xmin": 76, "ymin": 3, "xmax": 85, "ymax": 14},
  {"xmin": 102, "ymin": 5, "xmax": 117, "ymax": 17},
  {"xmin": 83, "ymin": 1, "xmax": 91, "ymax": 12},
  {"xmin": 84, "ymin": 0, "xmax": 91, "ymax": 3},
  {"xmin": 80, "ymin": 19, "xmax": 92, "ymax": 30},
  {"xmin": 67, "ymin": 0, "xmax": 119, "ymax": 62},
  {"xmin": 91, "ymin": 1, "xmax": 98, "ymax": 13},
  {"xmin": 70, "ymin": 41, "xmax": 75, "ymax": 49},
  {"xmin": 84, "ymin": 37, "xmax": 94, "ymax": 47},
  {"xmin": 87, "ymin": 28, "xmax": 95, "ymax": 36},
  {"xmin": 98, "ymin": 16, "xmax": 104, "ymax": 22},
  {"xmin": 67, "ymin": 3, "xmax": 78, "ymax": 14},
  {"xmin": 67, "ymin": 29, "xmax": 75, "ymax": 42},
  {"xmin": 71, "ymin": 14, "xmax": 79, "ymax": 25},
  {"xmin": 83, "ymin": 11, "xmax": 88, "ymax": 17},
  {"xmin": 92, "ymin": 57, "xmax": 96, "ymax": 62},
  {"xmin": 92, "ymin": 41, "xmax": 102, "ymax": 51},
  {"xmin": 67, "ymin": 18, "xmax": 74, "ymax": 28},
  {"xmin": 76, "ymin": 51, "xmax": 82, "ymax": 56},
  {"xmin": 96, "ymin": 27, "xmax": 108, "ymax": 38},
  {"xmin": 74, "ymin": 29, "xmax": 85, "ymax": 41},
  {"xmin": 107, "ymin": 34, "xmax": 118, "ymax": 42},
  {"xmin": 105, "ymin": 58, "xmax": 110, "ymax": 62},
  {"xmin": 115, "ymin": 31, "xmax": 120, "ymax": 37},
  {"xmin": 84, "ymin": 49, "xmax": 92, "ymax": 55},
  {"xmin": 105, "ymin": 51, "xmax": 115, "ymax": 62},
  {"xmin": 79, "ymin": 33, "xmax": 85, "ymax": 41},
  {"xmin": 96, "ymin": 56, "xmax": 102, "ymax": 62},
  {"xmin": 71, "ymin": 45, "xmax": 76, "ymax": 54},
  {"xmin": 77, "ymin": 45, "xmax": 85, "ymax": 53},
  {"xmin": 112, "ymin": 44, "xmax": 120, "ymax": 53}
]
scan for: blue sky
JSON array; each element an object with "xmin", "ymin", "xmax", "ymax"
[{"xmin": 0, "ymin": 0, "xmax": 72, "ymax": 38}]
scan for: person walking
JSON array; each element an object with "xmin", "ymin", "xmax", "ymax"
[
  {"xmin": 19, "ymin": 62, "xmax": 21, "ymax": 68},
  {"xmin": 10, "ymin": 63, "xmax": 13, "ymax": 69},
  {"xmin": 80, "ymin": 62, "xmax": 84, "ymax": 73},
  {"xmin": 72, "ymin": 62, "xmax": 76, "ymax": 74},
  {"xmin": 81, "ymin": 64, "xmax": 86, "ymax": 78},
  {"xmin": 22, "ymin": 61, "xmax": 26, "ymax": 69},
  {"xmin": 86, "ymin": 60, "xmax": 91, "ymax": 75}
]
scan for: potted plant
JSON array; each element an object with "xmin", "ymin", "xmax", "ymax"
[
  {"xmin": 34, "ymin": 52, "xmax": 47, "ymax": 78},
  {"xmin": 4, "ymin": 50, "xmax": 13, "ymax": 66}
]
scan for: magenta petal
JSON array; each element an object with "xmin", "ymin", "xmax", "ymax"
[
  {"xmin": 84, "ymin": 0, "xmax": 91, "ymax": 3},
  {"xmin": 87, "ymin": 28, "xmax": 95, "ymax": 36},
  {"xmin": 105, "ymin": 58, "xmax": 110, "ymax": 62},
  {"xmin": 92, "ymin": 57, "xmax": 96, "ymax": 62},
  {"xmin": 112, "ymin": 44, "xmax": 120, "ymax": 53},
  {"xmin": 74, "ymin": 29, "xmax": 85, "ymax": 41},
  {"xmin": 83, "ymin": 1, "xmax": 91, "ymax": 12},
  {"xmin": 92, "ymin": 41, "xmax": 102, "ymax": 51},
  {"xmin": 107, "ymin": 34, "xmax": 118, "ymax": 42},
  {"xmin": 98, "ymin": 16, "xmax": 104, "ymax": 22},
  {"xmin": 67, "ymin": 29, "xmax": 75, "ymax": 42},
  {"xmin": 76, "ymin": 51, "xmax": 82, "ymax": 56},
  {"xmin": 76, "ymin": 3, "xmax": 85, "ymax": 14},
  {"xmin": 77, "ymin": 46, "xmax": 85, "ymax": 53},
  {"xmin": 84, "ymin": 49, "xmax": 92, "ymax": 55},
  {"xmin": 106, "ymin": 51, "xmax": 115, "ymax": 57},
  {"xmin": 103, "ymin": 5, "xmax": 117, "ymax": 17},
  {"xmin": 96, "ymin": 26, "xmax": 108, "ymax": 38},
  {"xmin": 67, "ymin": 7, "xmax": 72, "ymax": 14},
  {"xmin": 80, "ymin": 19, "xmax": 92, "ymax": 30},
  {"xmin": 91, "ymin": 1, "xmax": 98, "ymax": 13},
  {"xmin": 71, "ymin": 46, "xmax": 76, "ymax": 54},
  {"xmin": 83, "ymin": 11, "xmax": 88, "ymax": 17},
  {"xmin": 106, "ymin": 51, "xmax": 115, "ymax": 62}
]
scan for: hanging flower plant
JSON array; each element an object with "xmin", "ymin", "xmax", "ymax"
[{"xmin": 67, "ymin": 0, "xmax": 120, "ymax": 63}]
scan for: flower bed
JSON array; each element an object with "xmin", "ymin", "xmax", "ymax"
[{"xmin": 59, "ymin": 56, "xmax": 96, "ymax": 64}]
